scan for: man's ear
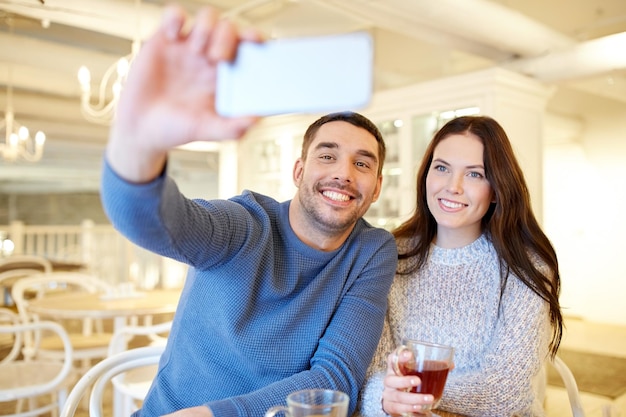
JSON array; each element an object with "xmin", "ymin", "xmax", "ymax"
[
  {"xmin": 292, "ymin": 158, "xmax": 304, "ymax": 187},
  {"xmin": 372, "ymin": 175, "xmax": 383, "ymax": 203}
]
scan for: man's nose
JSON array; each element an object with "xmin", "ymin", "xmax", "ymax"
[{"xmin": 332, "ymin": 161, "xmax": 355, "ymax": 182}]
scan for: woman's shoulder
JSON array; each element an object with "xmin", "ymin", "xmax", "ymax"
[{"xmin": 395, "ymin": 235, "xmax": 421, "ymax": 252}]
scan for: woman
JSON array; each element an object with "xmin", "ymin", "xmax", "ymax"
[{"xmin": 358, "ymin": 116, "xmax": 563, "ymax": 417}]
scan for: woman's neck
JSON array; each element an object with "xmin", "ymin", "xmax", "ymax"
[{"xmin": 434, "ymin": 227, "xmax": 482, "ymax": 249}]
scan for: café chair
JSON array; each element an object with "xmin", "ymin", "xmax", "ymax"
[
  {"xmin": 11, "ymin": 272, "xmax": 114, "ymax": 379},
  {"xmin": 60, "ymin": 345, "xmax": 165, "ymax": 417},
  {"xmin": 0, "ymin": 255, "xmax": 52, "ymax": 272},
  {"xmin": 0, "ymin": 307, "xmax": 74, "ymax": 417},
  {"xmin": 0, "ymin": 255, "xmax": 52, "ymax": 307},
  {"xmin": 1, "ymin": 269, "xmax": 45, "ymax": 307},
  {"xmin": 549, "ymin": 355, "xmax": 585, "ymax": 417},
  {"xmin": 107, "ymin": 320, "xmax": 172, "ymax": 417}
]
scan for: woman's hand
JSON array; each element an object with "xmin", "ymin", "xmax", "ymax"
[{"xmin": 381, "ymin": 349, "xmax": 434, "ymax": 415}]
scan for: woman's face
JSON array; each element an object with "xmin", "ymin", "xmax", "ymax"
[{"xmin": 425, "ymin": 132, "xmax": 494, "ymax": 248}]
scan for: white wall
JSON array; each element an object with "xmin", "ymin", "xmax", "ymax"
[{"xmin": 543, "ymin": 92, "xmax": 626, "ymax": 325}]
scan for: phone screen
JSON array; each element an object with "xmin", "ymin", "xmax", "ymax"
[{"xmin": 216, "ymin": 32, "xmax": 373, "ymax": 117}]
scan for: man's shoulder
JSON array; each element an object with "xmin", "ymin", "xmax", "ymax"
[
  {"xmin": 355, "ymin": 218, "xmax": 394, "ymax": 239},
  {"xmin": 349, "ymin": 220, "xmax": 398, "ymax": 282},
  {"xmin": 231, "ymin": 189, "xmax": 281, "ymax": 206},
  {"xmin": 213, "ymin": 190, "xmax": 285, "ymax": 225},
  {"xmin": 351, "ymin": 219, "xmax": 397, "ymax": 254}
]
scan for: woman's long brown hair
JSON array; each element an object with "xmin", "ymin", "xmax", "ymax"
[{"xmin": 393, "ymin": 115, "xmax": 563, "ymax": 357}]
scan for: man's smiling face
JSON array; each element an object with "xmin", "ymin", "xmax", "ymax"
[{"xmin": 292, "ymin": 120, "xmax": 382, "ymax": 237}]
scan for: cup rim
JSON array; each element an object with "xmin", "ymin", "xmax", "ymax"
[
  {"xmin": 401, "ymin": 339, "xmax": 454, "ymax": 351},
  {"xmin": 287, "ymin": 389, "xmax": 349, "ymax": 406}
]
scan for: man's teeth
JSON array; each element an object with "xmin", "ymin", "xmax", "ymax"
[
  {"xmin": 440, "ymin": 199, "xmax": 464, "ymax": 208},
  {"xmin": 323, "ymin": 191, "xmax": 350, "ymax": 202}
]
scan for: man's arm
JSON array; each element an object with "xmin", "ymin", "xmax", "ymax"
[
  {"xmin": 202, "ymin": 234, "xmax": 398, "ymax": 417},
  {"xmin": 106, "ymin": 5, "xmax": 260, "ymax": 184}
]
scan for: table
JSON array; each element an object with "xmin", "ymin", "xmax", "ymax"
[
  {"xmin": 26, "ymin": 288, "xmax": 181, "ymax": 332},
  {"xmin": 27, "ymin": 288, "xmax": 181, "ymax": 416}
]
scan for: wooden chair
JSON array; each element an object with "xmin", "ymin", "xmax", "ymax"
[
  {"xmin": 0, "ymin": 255, "xmax": 52, "ymax": 307},
  {"xmin": 107, "ymin": 320, "xmax": 172, "ymax": 417},
  {"xmin": 11, "ymin": 272, "xmax": 114, "ymax": 380},
  {"xmin": 0, "ymin": 307, "xmax": 74, "ymax": 417},
  {"xmin": 549, "ymin": 355, "xmax": 585, "ymax": 417},
  {"xmin": 0, "ymin": 255, "xmax": 52, "ymax": 273},
  {"xmin": 60, "ymin": 345, "xmax": 165, "ymax": 417}
]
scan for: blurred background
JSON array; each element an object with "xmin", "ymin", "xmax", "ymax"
[
  {"xmin": 1, "ymin": 2, "xmax": 625, "ymax": 415},
  {"xmin": 0, "ymin": 0, "xmax": 625, "ymax": 322},
  {"xmin": 0, "ymin": 0, "xmax": 624, "ymax": 193}
]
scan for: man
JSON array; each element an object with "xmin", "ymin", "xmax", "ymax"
[{"xmin": 100, "ymin": 5, "xmax": 397, "ymax": 417}]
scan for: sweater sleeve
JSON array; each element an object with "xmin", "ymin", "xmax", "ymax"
[
  {"xmin": 438, "ymin": 276, "xmax": 550, "ymax": 417},
  {"xmin": 356, "ymin": 316, "xmax": 396, "ymax": 417},
  {"xmin": 100, "ymin": 158, "xmax": 256, "ymax": 267}
]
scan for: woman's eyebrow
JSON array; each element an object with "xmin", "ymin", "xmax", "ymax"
[{"xmin": 432, "ymin": 158, "xmax": 485, "ymax": 171}]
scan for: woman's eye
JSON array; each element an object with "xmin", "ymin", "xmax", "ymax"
[
  {"xmin": 433, "ymin": 165, "xmax": 447, "ymax": 172},
  {"xmin": 468, "ymin": 171, "xmax": 484, "ymax": 179}
]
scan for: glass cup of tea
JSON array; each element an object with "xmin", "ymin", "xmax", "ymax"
[
  {"xmin": 392, "ymin": 339, "xmax": 454, "ymax": 413},
  {"xmin": 264, "ymin": 389, "xmax": 349, "ymax": 417}
]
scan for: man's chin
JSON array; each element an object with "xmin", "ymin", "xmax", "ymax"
[{"xmin": 318, "ymin": 212, "xmax": 360, "ymax": 234}]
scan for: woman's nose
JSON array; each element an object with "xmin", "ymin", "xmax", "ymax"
[{"xmin": 446, "ymin": 175, "xmax": 463, "ymax": 193}]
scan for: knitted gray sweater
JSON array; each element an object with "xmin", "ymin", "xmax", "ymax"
[{"xmin": 357, "ymin": 234, "xmax": 550, "ymax": 417}]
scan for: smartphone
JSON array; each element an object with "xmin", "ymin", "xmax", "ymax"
[{"xmin": 216, "ymin": 32, "xmax": 373, "ymax": 117}]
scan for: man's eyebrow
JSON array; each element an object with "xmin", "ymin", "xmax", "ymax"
[
  {"xmin": 313, "ymin": 141, "xmax": 338, "ymax": 151},
  {"xmin": 356, "ymin": 149, "xmax": 378, "ymax": 162},
  {"xmin": 314, "ymin": 141, "xmax": 378, "ymax": 162}
]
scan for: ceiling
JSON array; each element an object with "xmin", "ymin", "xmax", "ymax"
[{"xmin": 0, "ymin": 0, "xmax": 625, "ymax": 194}]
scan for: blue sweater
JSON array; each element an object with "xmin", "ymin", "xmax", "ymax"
[{"xmin": 100, "ymin": 161, "xmax": 397, "ymax": 417}]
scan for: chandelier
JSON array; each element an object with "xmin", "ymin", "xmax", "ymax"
[
  {"xmin": 1, "ymin": 64, "xmax": 45, "ymax": 162},
  {"xmin": 77, "ymin": 0, "xmax": 142, "ymax": 125},
  {"xmin": 0, "ymin": 114, "xmax": 45, "ymax": 163},
  {"xmin": 76, "ymin": 0, "xmax": 277, "ymax": 126},
  {"xmin": 77, "ymin": 41, "xmax": 139, "ymax": 126}
]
